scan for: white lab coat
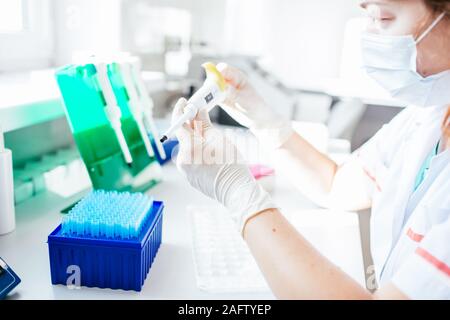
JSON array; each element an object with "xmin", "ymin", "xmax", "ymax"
[{"xmin": 354, "ymin": 105, "xmax": 450, "ymax": 299}]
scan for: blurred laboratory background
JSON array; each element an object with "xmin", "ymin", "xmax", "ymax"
[
  {"xmin": 0, "ymin": 0, "xmax": 399, "ymax": 148},
  {"xmin": 0, "ymin": 0, "xmax": 405, "ymax": 199},
  {"xmin": 0, "ymin": 0, "xmax": 409, "ymax": 298}
]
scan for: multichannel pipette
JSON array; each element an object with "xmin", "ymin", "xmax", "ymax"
[
  {"xmin": 160, "ymin": 62, "xmax": 228, "ymax": 143},
  {"xmin": 129, "ymin": 58, "xmax": 167, "ymax": 160},
  {"xmin": 117, "ymin": 62, "xmax": 155, "ymax": 158},
  {"xmin": 95, "ymin": 63, "xmax": 133, "ymax": 165}
]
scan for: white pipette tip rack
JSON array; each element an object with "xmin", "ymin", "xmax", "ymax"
[{"xmin": 0, "ymin": 123, "xmax": 16, "ymax": 235}]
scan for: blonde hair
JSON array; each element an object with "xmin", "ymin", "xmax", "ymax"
[
  {"xmin": 424, "ymin": 0, "xmax": 450, "ymax": 15},
  {"xmin": 423, "ymin": 1, "xmax": 450, "ymax": 140},
  {"xmin": 443, "ymin": 107, "xmax": 450, "ymax": 140}
]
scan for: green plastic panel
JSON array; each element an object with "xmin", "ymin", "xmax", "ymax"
[{"xmin": 55, "ymin": 63, "xmax": 160, "ymax": 192}]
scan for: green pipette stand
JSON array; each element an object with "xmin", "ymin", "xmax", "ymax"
[{"xmin": 55, "ymin": 63, "xmax": 161, "ymax": 192}]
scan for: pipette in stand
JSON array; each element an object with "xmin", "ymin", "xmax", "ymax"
[
  {"xmin": 118, "ymin": 62, "xmax": 155, "ymax": 158},
  {"xmin": 95, "ymin": 63, "xmax": 133, "ymax": 165},
  {"xmin": 129, "ymin": 58, "xmax": 167, "ymax": 160}
]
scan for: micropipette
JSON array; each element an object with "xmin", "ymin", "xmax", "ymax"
[
  {"xmin": 129, "ymin": 58, "xmax": 167, "ymax": 160},
  {"xmin": 95, "ymin": 63, "xmax": 133, "ymax": 165},
  {"xmin": 160, "ymin": 62, "xmax": 228, "ymax": 143},
  {"xmin": 117, "ymin": 62, "xmax": 155, "ymax": 158}
]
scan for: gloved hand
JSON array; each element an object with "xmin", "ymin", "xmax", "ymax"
[
  {"xmin": 173, "ymin": 97, "xmax": 277, "ymax": 234},
  {"xmin": 217, "ymin": 62, "xmax": 293, "ymax": 148}
]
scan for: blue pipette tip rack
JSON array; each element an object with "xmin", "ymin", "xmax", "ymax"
[{"xmin": 47, "ymin": 190, "xmax": 164, "ymax": 291}]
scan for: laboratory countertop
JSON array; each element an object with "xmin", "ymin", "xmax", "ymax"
[{"xmin": 0, "ymin": 163, "xmax": 366, "ymax": 300}]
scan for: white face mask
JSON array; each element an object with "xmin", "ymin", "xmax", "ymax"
[{"xmin": 361, "ymin": 12, "xmax": 450, "ymax": 107}]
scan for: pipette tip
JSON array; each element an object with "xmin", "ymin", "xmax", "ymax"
[{"xmin": 160, "ymin": 135, "xmax": 168, "ymax": 143}]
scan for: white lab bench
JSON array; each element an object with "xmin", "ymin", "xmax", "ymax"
[{"xmin": 0, "ymin": 160, "xmax": 367, "ymax": 300}]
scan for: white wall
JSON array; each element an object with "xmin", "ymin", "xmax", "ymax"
[
  {"xmin": 222, "ymin": 0, "xmax": 265, "ymax": 56},
  {"xmin": 175, "ymin": 0, "xmax": 363, "ymax": 86},
  {"xmin": 52, "ymin": 0, "xmax": 121, "ymax": 65},
  {"xmin": 119, "ymin": 0, "xmax": 362, "ymax": 85},
  {"xmin": 0, "ymin": 0, "xmax": 54, "ymax": 71},
  {"xmin": 1, "ymin": 0, "xmax": 364, "ymax": 82},
  {"xmin": 259, "ymin": 0, "xmax": 362, "ymax": 86},
  {"xmin": 121, "ymin": 0, "xmax": 228, "ymax": 53}
]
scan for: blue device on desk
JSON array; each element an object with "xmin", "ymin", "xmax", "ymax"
[
  {"xmin": 0, "ymin": 257, "xmax": 21, "ymax": 299},
  {"xmin": 151, "ymin": 136, "xmax": 178, "ymax": 165}
]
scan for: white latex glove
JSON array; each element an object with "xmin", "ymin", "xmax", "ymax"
[
  {"xmin": 217, "ymin": 62, "xmax": 293, "ymax": 148},
  {"xmin": 173, "ymin": 98, "xmax": 277, "ymax": 234}
]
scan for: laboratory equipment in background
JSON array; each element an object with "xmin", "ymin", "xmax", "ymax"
[
  {"xmin": 0, "ymin": 126, "xmax": 15, "ymax": 235},
  {"xmin": 250, "ymin": 164, "xmax": 275, "ymax": 194},
  {"xmin": 160, "ymin": 62, "xmax": 228, "ymax": 143},
  {"xmin": 48, "ymin": 190, "xmax": 164, "ymax": 291},
  {"xmin": 117, "ymin": 62, "xmax": 155, "ymax": 159},
  {"xmin": 55, "ymin": 58, "xmax": 162, "ymax": 192},
  {"xmin": 0, "ymin": 257, "xmax": 21, "ymax": 299}
]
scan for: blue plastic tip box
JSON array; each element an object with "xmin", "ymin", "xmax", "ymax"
[{"xmin": 48, "ymin": 201, "xmax": 164, "ymax": 291}]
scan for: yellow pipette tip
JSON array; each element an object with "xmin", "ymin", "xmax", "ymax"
[{"xmin": 202, "ymin": 62, "xmax": 227, "ymax": 92}]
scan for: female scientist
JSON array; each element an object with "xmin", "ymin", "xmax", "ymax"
[{"xmin": 172, "ymin": 0, "xmax": 450, "ymax": 299}]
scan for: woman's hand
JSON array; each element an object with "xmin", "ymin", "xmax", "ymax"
[
  {"xmin": 217, "ymin": 63, "xmax": 293, "ymax": 148},
  {"xmin": 217, "ymin": 63, "xmax": 274, "ymax": 130},
  {"xmin": 173, "ymin": 97, "xmax": 276, "ymax": 233}
]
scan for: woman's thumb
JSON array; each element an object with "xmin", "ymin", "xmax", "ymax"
[
  {"xmin": 171, "ymin": 97, "xmax": 188, "ymax": 124},
  {"xmin": 216, "ymin": 62, "xmax": 246, "ymax": 89}
]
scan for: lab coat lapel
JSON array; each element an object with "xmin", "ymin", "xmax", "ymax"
[
  {"xmin": 378, "ymin": 118, "xmax": 429, "ymax": 275},
  {"xmin": 390, "ymin": 127, "xmax": 435, "ymax": 244},
  {"xmin": 403, "ymin": 128, "xmax": 442, "ymax": 221},
  {"xmin": 380, "ymin": 109, "xmax": 442, "ymax": 275}
]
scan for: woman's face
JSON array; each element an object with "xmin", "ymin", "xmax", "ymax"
[
  {"xmin": 360, "ymin": 0, "xmax": 450, "ymax": 76},
  {"xmin": 360, "ymin": 0, "xmax": 432, "ymax": 36}
]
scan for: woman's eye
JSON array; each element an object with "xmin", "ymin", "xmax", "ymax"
[
  {"xmin": 368, "ymin": 14, "xmax": 394, "ymax": 22},
  {"xmin": 365, "ymin": 5, "xmax": 395, "ymax": 22}
]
